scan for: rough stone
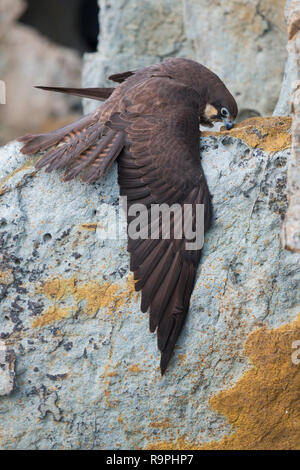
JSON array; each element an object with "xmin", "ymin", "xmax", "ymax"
[
  {"xmin": 282, "ymin": 82, "xmax": 300, "ymax": 252},
  {"xmin": 0, "ymin": 0, "xmax": 82, "ymax": 145},
  {"xmin": 0, "ymin": 117, "xmax": 299, "ymax": 449},
  {"xmin": 0, "ymin": 0, "xmax": 25, "ymax": 26},
  {"xmin": 274, "ymin": 0, "xmax": 300, "ymax": 115},
  {"xmin": 280, "ymin": 1, "xmax": 300, "ymax": 252},
  {"xmin": 185, "ymin": 0, "xmax": 287, "ymax": 118},
  {"xmin": 0, "ymin": 341, "xmax": 16, "ymax": 396},
  {"xmin": 83, "ymin": 0, "xmax": 287, "ymax": 118}
]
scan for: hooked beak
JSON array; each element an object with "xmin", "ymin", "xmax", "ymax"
[{"xmin": 222, "ymin": 117, "xmax": 234, "ymax": 130}]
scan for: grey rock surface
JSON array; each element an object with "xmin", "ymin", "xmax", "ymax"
[
  {"xmin": 0, "ymin": 341, "xmax": 16, "ymax": 396},
  {"xmin": 0, "ymin": 118, "xmax": 299, "ymax": 449},
  {"xmin": 185, "ymin": 0, "xmax": 287, "ymax": 118},
  {"xmin": 83, "ymin": 0, "xmax": 287, "ymax": 118},
  {"xmin": 0, "ymin": 0, "xmax": 82, "ymax": 145},
  {"xmin": 274, "ymin": 0, "xmax": 300, "ymax": 116},
  {"xmin": 280, "ymin": 1, "xmax": 300, "ymax": 252},
  {"xmin": 281, "ymin": 81, "xmax": 300, "ymax": 251}
]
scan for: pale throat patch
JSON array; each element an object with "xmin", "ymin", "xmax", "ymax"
[{"xmin": 204, "ymin": 104, "xmax": 218, "ymax": 120}]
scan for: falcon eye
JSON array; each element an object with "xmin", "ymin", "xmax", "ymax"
[{"xmin": 221, "ymin": 107, "xmax": 229, "ymax": 117}]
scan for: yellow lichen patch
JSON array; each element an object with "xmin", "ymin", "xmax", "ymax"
[
  {"xmin": 147, "ymin": 315, "xmax": 300, "ymax": 450},
  {"xmin": 128, "ymin": 364, "xmax": 141, "ymax": 373},
  {"xmin": 125, "ymin": 274, "xmax": 139, "ymax": 303},
  {"xmin": 75, "ymin": 281, "xmax": 120, "ymax": 316},
  {"xmin": 177, "ymin": 353, "xmax": 187, "ymax": 366},
  {"xmin": 32, "ymin": 274, "xmax": 138, "ymax": 327},
  {"xmin": 32, "ymin": 306, "xmax": 72, "ymax": 328},
  {"xmin": 149, "ymin": 418, "xmax": 170, "ymax": 429},
  {"xmin": 36, "ymin": 277, "xmax": 75, "ymax": 301},
  {"xmin": 80, "ymin": 223, "xmax": 98, "ymax": 232},
  {"xmin": 0, "ymin": 269, "xmax": 14, "ymax": 285},
  {"xmin": 202, "ymin": 116, "xmax": 291, "ymax": 153}
]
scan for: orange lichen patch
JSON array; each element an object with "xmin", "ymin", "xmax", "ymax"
[
  {"xmin": 127, "ymin": 274, "xmax": 139, "ymax": 302},
  {"xmin": 32, "ymin": 306, "xmax": 72, "ymax": 328},
  {"xmin": 177, "ymin": 353, "xmax": 187, "ymax": 366},
  {"xmin": 202, "ymin": 116, "xmax": 291, "ymax": 153},
  {"xmin": 32, "ymin": 274, "xmax": 138, "ymax": 328},
  {"xmin": 80, "ymin": 223, "xmax": 98, "ymax": 232},
  {"xmin": 128, "ymin": 364, "xmax": 141, "ymax": 373},
  {"xmin": 150, "ymin": 418, "xmax": 170, "ymax": 429},
  {"xmin": 107, "ymin": 371, "xmax": 118, "ymax": 377},
  {"xmin": 101, "ymin": 361, "xmax": 121, "ymax": 408},
  {"xmin": 118, "ymin": 415, "xmax": 131, "ymax": 435},
  {"xmin": 75, "ymin": 281, "xmax": 120, "ymax": 316},
  {"xmin": 104, "ymin": 389, "xmax": 112, "ymax": 406},
  {"xmin": 0, "ymin": 269, "xmax": 14, "ymax": 285},
  {"xmin": 36, "ymin": 277, "xmax": 75, "ymax": 301},
  {"xmin": 147, "ymin": 315, "xmax": 300, "ymax": 450}
]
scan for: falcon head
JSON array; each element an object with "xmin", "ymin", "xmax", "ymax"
[
  {"xmin": 201, "ymin": 85, "xmax": 238, "ymax": 130},
  {"xmin": 159, "ymin": 58, "xmax": 238, "ymax": 130}
]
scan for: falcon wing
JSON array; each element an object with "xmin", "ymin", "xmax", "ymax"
[
  {"xmin": 18, "ymin": 104, "xmax": 125, "ymax": 183},
  {"xmin": 108, "ymin": 78, "xmax": 212, "ymax": 373}
]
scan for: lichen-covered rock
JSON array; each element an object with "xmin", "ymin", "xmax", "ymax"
[
  {"xmin": 0, "ymin": 117, "xmax": 299, "ymax": 449},
  {"xmin": 83, "ymin": 0, "xmax": 287, "ymax": 118},
  {"xmin": 0, "ymin": 341, "xmax": 16, "ymax": 396},
  {"xmin": 148, "ymin": 314, "xmax": 300, "ymax": 450},
  {"xmin": 274, "ymin": 0, "xmax": 300, "ymax": 115},
  {"xmin": 282, "ymin": 82, "xmax": 300, "ymax": 252},
  {"xmin": 280, "ymin": 1, "xmax": 300, "ymax": 253}
]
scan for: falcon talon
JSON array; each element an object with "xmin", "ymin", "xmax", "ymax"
[{"xmin": 18, "ymin": 58, "xmax": 238, "ymax": 375}]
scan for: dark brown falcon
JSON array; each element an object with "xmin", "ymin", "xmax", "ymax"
[{"xmin": 18, "ymin": 58, "xmax": 238, "ymax": 374}]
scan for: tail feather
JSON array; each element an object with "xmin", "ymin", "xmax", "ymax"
[{"xmin": 34, "ymin": 86, "xmax": 115, "ymax": 101}]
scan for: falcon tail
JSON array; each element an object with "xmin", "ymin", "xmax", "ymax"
[
  {"xmin": 34, "ymin": 86, "xmax": 115, "ymax": 101},
  {"xmin": 18, "ymin": 112, "xmax": 125, "ymax": 183}
]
